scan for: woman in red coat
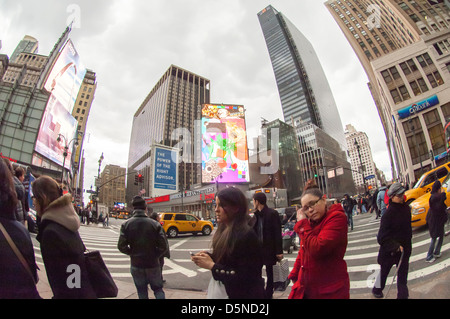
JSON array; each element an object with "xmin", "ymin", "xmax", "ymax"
[{"xmin": 288, "ymin": 184, "xmax": 350, "ymax": 299}]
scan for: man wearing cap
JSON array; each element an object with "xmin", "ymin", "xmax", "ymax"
[
  {"xmin": 118, "ymin": 196, "xmax": 167, "ymax": 299},
  {"xmin": 372, "ymin": 182, "xmax": 412, "ymax": 299}
]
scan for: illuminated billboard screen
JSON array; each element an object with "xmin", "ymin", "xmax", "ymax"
[
  {"xmin": 35, "ymin": 39, "xmax": 86, "ymax": 169},
  {"xmin": 201, "ymin": 104, "xmax": 250, "ymax": 184}
]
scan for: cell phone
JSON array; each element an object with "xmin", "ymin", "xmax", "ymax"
[{"xmin": 190, "ymin": 251, "xmax": 196, "ymax": 256}]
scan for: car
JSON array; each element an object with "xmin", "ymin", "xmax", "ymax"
[
  {"xmin": 159, "ymin": 212, "xmax": 214, "ymax": 238},
  {"xmin": 410, "ymin": 172, "xmax": 450, "ymax": 228},
  {"xmin": 405, "ymin": 162, "xmax": 450, "ymax": 205}
]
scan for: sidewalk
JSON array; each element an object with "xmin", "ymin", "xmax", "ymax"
[{"xmin": 36, "ymin": 265, "xmax": 450, "ymax": 299}]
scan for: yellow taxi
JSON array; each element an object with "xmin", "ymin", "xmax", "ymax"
[
  {"xmin": 410, "ymin": 172, "xmax": 450, "ymax": 227},
  {"xmin": 405, "ymin": 162, "xmax": 450, "ymax": 204},
  {"xmin": 159, "ymin": 212, "xmax": 214, "ymax": 238}
]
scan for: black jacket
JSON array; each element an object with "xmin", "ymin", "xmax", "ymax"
[
  {"xmin": 118, "ymin": 210, "xmax": 167, "ymax": 268},
  {"xmin": 0, "ymin": 217, "xmax": 40, "ymax": 299},
  {"xmin": 251, "ymin": 206, "xmax": 283, "ymax": 265},
  {"xmin": 211, "ymin": 228, "xmax": 265, "ymax": 299},
  {"xmin": 377, "ymin": 201, "xmax": 412, "ymax": 264},
  {"xmin": 37, "ymin": 195, "xmax": 96, "ymax": 299},
  {"xmin": 427, "ymin": 192, "xmax": 448, "ymax": 238}
]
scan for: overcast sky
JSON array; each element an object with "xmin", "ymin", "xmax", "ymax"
[{"xmin": 0, "ymin": 0, "xmax": 392, "ymax": 203}]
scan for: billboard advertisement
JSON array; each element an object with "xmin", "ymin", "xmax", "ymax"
[
  {"xmin": 201, "ymin": 104, "xmax": 250, "ymax": 184},
  {"xmin": 152, "ymin": 144, "xmax": 178, "ymax": 197},
  {"xmin": 35, "ymin": 39, "xmax": 86, "ymax": 169}
]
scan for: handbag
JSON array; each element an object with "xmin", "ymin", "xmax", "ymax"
[
  {"xmin": 0, "ymin": 221, "xmax": 37, "ymax": 285},
  {"xmin": 273, "ymin": 258, "xmax": 290, "ymax": 291},
  {"xmin": 84, "ymin": 249, "xmax": 118, "ymax": 298},
  {"xmin": 206, "ymin": 277, "xmax": 228, "ymax": 299}
]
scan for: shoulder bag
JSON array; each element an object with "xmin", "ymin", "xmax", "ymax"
[
  {"xmin": 84, "ymin": 248, "xmax": 118, "ymax": 298},
  {"xmin": 0, "ymin": 221, "xmax": 37, "ymax": 285}
]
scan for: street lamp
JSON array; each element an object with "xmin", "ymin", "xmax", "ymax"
[
  {"xmin": 56, "ymin": 132, "xmax": 82, "ymax": 184},
  {"xmin": 354, "ymin": 139, "xmax": 367, "ymax": 193},
  {"xmin": 95, "ymin": 152, "xmax": 104, "ymax": 221}
]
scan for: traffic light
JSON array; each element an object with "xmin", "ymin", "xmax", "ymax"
[
  {"xmin": 138, "ymin": 174, "xmax": 143, "ymax": 183},
  {"xmin": 134, "ymin": 174, "xmax": 138, "ymax": 185}
]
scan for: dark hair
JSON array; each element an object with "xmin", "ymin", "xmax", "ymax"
[
  {"xmin": 0, "ymin": 159, "xmax": 18, "ymax": 218},
  {"xmin": 212, "ymin": 187, "xmax": 250, "ymax": 263},
  {"xmin": 301, "ymin": 179, "xmax": 323, "ymax": 199},
  {"xmin": 14, "ymin": 166, "xmax": 25, "ymax": 179},
  {"xmin": 252, "ymin": 192, "xmax": 267, "ymax": 206},
  {"xmin": 31, "ymin": 176, "xmax": 63, "ymax": 211}
]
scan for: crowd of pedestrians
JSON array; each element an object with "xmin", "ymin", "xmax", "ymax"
[{"xmin": 0, "ymin": 158, "xmax": 448, "ymax": 299}]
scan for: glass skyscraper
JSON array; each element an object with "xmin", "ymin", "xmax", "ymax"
[{"xmin": 258, "ymin": 5, "xmax": 347, "ymax": 151}]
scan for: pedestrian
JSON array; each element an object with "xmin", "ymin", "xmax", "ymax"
[
  {"xmin": 370, "ymin": 188, "xmax": 380, "ymax": 218},
  {"xmin": 372, "ymin": 182, "xmax": 412, "ymax": 299},
  {"xmin": 0, "ymin": 159, "xmax": 40, "ymax": 299},
  {"xmin": 342, "ymin": 194, "xmax": 355, "ymax": 230},
  {"xmin": 250, "ymin": 192, "xmax": 283, "ymax": 299},
  {"xmin": 150, "ymin": 211, "xmax": 170, "ymax": 283},
  {"xmin": 191, "ymin": 187, "xmax": 265, "ymax": 299},
  {"xmin": 425, "ymin": 180, "xmax": 448, "ymax": 263},
  {"xmin": 3, "ymin": 159, "xmax": 27, "ymax": 227},
  {"xmin": 32, "ymin": 175, "xmax": 96, "ymax": 299},
  {"xmin": 118, "ymin": 196, "xmax": 167, "ymax": 299},
  {"xmin": 288, "ymin": 182, "xmax": 350, "ymax": 299},
  {"xmin": 377, "ymin": 184, "xmax": 388, "ymax": 218}
]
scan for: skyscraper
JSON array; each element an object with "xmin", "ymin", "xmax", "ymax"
[
  {"xmin": 126, "ymin": 65, "xmax": 210, "ymax": 204},
  {"xmin": 258, "ymin": 5, "xmax": 347, "ymax": 150},
  {"xmin": 326, "ymin": 0, "xmax": 450, "ymax": 185}
]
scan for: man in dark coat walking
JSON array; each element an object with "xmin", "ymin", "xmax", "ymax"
[
  {"xmin": 251, "ymin": 192, "xmax": 283, "ymax": 299},
  {"xmin": 118, "ymin": 196, "xmax": 167, "ymax": 299},
  {"xmin": 372, "ymin": 183, "xmax": 412, "ymax": 299},
  {"xmin": 425, "ymin": 180, "xmax": 448, "ymax": 262}
]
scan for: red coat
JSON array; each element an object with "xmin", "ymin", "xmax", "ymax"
[{"xmin": 288, "ymin": 204, "xmax": 350, "ymax": 299}]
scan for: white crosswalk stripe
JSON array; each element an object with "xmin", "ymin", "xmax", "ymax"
[{"xmin": 31, "ymin": 215, "xmax": 449, "ymax": 293}]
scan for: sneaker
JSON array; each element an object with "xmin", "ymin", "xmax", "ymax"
[
  {"xmin": 426, "ymin": 257, "xmax": 436, "ymax": 263},
  {"xmin": 433, "ymin": 253, "xmax": 441, "ymax": 258}
]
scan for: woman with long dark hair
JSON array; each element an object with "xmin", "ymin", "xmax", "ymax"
[
  {"xmin": 191, "ymin": 187, "xmax": 265, "ymax": 299},
  {"xmin": 0, "ymin": 159, "xmax": 40, "ymax": 298},
  {"xmin": 33, "ymin": 175, "xmax": 96, "ymax": 299}
]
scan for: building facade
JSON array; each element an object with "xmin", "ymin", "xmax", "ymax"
[
  {"xmin": 9, "ymin": 35, "xmax": 39, "ymax": 63},
  {"xmin": 326, "ymin": 0, "xmax": 450, "ymax": 186},
  {"xmin": 126, "ymin": 65, "xmax": 210, "ymax": 205},
  {"xmin": 98, "ymin": 164, "xmax": 126, "ymax": 208},
  {"xmin": 345, "ymin": 124, "xmax": 379, "ymax": 192}
]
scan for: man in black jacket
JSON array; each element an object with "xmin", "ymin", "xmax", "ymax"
[
  {"xmin": 251, "ymin": 193, "xmax": 283, "ymax": 299},
  {"xmin": 118, "ymin": 196, "xmax": 167, "ymax": 299},
  {"xmin": 372, "ymin": 183, "xmax": 412, "ymax": 299}
]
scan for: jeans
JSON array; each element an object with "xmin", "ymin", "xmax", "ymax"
[
  {"xmin": 347, "ymin": 212, "xmax": 353, "ymax": 230},
  {"xmin": 130, "ymin": 265, "xmax": 165, "ymax": 299},
  {"xmin": 426, "ymin": 237, "xmax": 443, "ymax": 260}
]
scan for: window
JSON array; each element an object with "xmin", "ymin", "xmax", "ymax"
[
  {"xmin": 382, "ymin": 70, "xmax": 392, "ymax": 83},
  {"xmin": 390, "ymin": 88, "xmax": 402, "ymax": 104},
  {"xmin": 163, "ymin": 214, "xmax": 173, "ymax": 220},
  {"xmin": 399, "ymin": 85, "xmax": 410, "ymax": 100}
]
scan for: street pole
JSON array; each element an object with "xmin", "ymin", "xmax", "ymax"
[
  {"xmin": 95, "ymin": 152, "xmax": 104, "ymax": 221},
  {"xmin": 354, "ymin": 139, "xmax": 367, "ymax": 193}
]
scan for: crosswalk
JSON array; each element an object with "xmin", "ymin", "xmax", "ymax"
[
  {"xmin": 31, "ymin": 214, "xmax": 450, "ymax": 295},
  {"xmin": 283, "ymin": 213, "xmax": 450, "ymax": 293}
]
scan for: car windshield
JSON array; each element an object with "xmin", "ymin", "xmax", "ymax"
[
  {"xmin": 413, "ymin": 174, "xmax": 426, "ymax": 189},
  {"xmin": 442, "ymin": 173, "xmax": 450, "ymax": 189}
]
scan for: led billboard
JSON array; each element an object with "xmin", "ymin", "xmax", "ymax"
[
  {"xmin": 201, "ymin": 104, "xmax": 250, "ymax": 184},
  {"xmin": 35, "ymin": 39, "xmax": 86, "ymax": 169}
]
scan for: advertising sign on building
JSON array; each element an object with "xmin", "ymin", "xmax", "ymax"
[
  {"xmin": 151, "ymin": 144, "xmax": 178, "ymax": 197},
  {"xmin": 201, "ymin": 104, "xmax": 250, "ymax": 184},
  {"xmin": 35, "ymin": 39, "xmax": 86, "ymax": 169},
  {"xmin": 397, "ymin": 95, "xmax": 439, "ymax": 120}
]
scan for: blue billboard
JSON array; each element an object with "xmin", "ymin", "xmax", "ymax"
[
  {"xmin": 397, "ymin": 95, "xmax": 439, "ymax": 120},
  {"xmin": 152, "ymin": 145, "xmax": 178, "ymax": 196}
]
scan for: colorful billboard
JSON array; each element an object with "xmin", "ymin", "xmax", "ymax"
[
  {"xmin": 151, "ymin": 144, "xmax": 178, "ymax": 197},
  {"xmin": 201, "ymin": 104, "xmax": 250, "ymax": 184},
  {"xmin": 35, "ymin": 39, "xmax": 86, "ymax": 169}
]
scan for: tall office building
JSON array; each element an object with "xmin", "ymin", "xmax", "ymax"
[
  {"xmin": 98, "ymin": 164, "xmax": 126, "ymax": 208},
  {"xmin": 326, "ymin": 0, "xmax": 450, "ymax": 185},
  {"xmin": 126, "ymin": 65, "xmax": 210, "ymax": 204},
  {"xmin": 345, "ymin": 124, "xmax": 379, "ymax": 192},
  {"xmin": 258, "ymin": 5, "xmax": 347, "ymax": 150},
  {"xmin": 10, "ymin": 35, "xmax": 39, "ymax": 63}
]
